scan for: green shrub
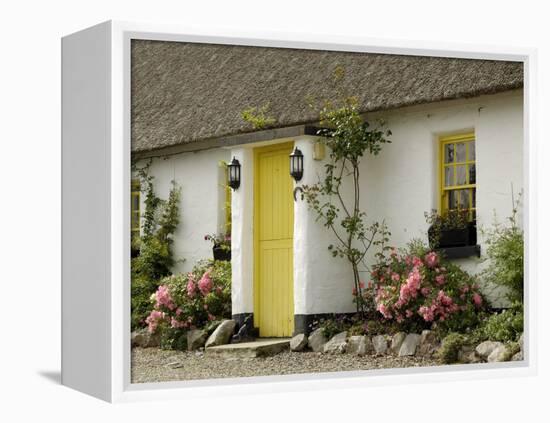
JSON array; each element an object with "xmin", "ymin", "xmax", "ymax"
[
  {"xmin": 473, "ymin": 303, "xmax": 523, "ymax": 343},
  {"xmin": 159, "ymin": 327, "xmax": 188, "ymax": 351},
  {"xmin": 131, "ymin": 163, "xmax": 181, "ymax": 330},
  {"xmin": 318, "ymin": 315, "xmax": 351, "ymax": 339},
  {"xmin": 482, "ymin": 196, "xmax": 524, "ymax": 303},
  {"xmin": 369, "ymin": 241, "xmax": 486, "ymax": 335},
  {"xmin": 144, "ymin": 259, "xmax": 232, "ymax": 349},
  {"xmin": 131, "ymin": 275, "xmax": 158, "ymax": 329},
  {"xmin": 437, "ymin": 332, "xmax": 467, "ymax": 364},
  {"xmin": 348, "ymin": 321, "xmax": 367, "ymax": 336}
]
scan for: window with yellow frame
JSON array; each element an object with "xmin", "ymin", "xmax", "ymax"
[
  {"xmin": 440, "ymin": 133, "xmax": 476, "ymax": 221},
  {"xmin": 131, "ymin": 179, "xmax": 141, "ymax": 237}
]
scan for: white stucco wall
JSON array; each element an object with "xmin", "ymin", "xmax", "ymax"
[
  {"xmin": 134, "ymin": 148, "xmax": 231, "ymax": 274},
  {"xmin": 298, "ymin": 89, "xmax": 523, "ymax": 312},
  {"xmin": 230, "ymin": 148, "xmax": 254, "ymax": 315},
  {"xmin": 136, "ymin": 89, "xmax": 523, "ymax": 318},
  {"xmin": 292, "ymin": 137, "xmax": 356, "ymax": 315}
]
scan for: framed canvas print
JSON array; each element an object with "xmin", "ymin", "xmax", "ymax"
[{"xmin": 61, "ymin": 21, "xmax": 536, "ymax": 402}]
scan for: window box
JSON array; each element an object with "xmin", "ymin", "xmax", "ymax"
[
  {"xmin": 438, "ymin": 227, "xmax": 470, "ymax": 247},
  {"xmin": 428, "ymin": 222, "xmax": 479, "ymax": 258},
  {"xmin": 438, "ymin": 244, "xmax": 481, "ymax": 259},
  {"xmin": 429, "ymin": 221, "xmax": 477, "ymax": 248},
  {"xmin": 213, "ymin": 244, "xmax": 231, "ymax": 261}
]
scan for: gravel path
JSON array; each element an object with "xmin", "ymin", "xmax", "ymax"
[{"xmin": 131, "ymin": 347, "xmax": 441, "ymax": 383}]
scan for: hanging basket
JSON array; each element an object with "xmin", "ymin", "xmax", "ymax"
[{"xmin": 212, "ymin": 244, "xmax": 231, "ymax": 261}]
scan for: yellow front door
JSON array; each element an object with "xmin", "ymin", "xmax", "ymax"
[{"xmin": 254, "ymin": 142, "xmax": 294, "ymax": 337}]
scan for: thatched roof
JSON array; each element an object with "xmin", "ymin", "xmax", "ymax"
[{"xmin": 131, "ymin": 40, "xmax": 523, "ymax": 153}]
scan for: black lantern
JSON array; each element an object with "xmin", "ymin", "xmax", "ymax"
[
  {"xmin": 289, "ymin": 147, "xmax": 304, "ymax": 182},
  {"xmin": 227, "ymin": 157, "xmax": 241, "ymax": 190}
]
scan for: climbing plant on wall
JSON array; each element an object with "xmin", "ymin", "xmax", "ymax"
[
  {"xmin": 131, "ymin": 161, "xmax": 182, "ymax": 329},
  {"xmin": 302, "ymin": 95, "xmax": 392, "ymax": 315}
]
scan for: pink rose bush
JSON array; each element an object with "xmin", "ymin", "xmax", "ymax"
[
  {"xmin": 368, "ymin": 247, "xmax": 485, "ymax": 332},
  {"xmin": 145, "ymin": 259, "xmax": 231, "ymax": 334}
]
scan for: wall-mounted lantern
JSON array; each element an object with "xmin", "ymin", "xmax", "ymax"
[
  {"xmin": 289, "ymin": 147, "xmax": 304, "ymax": 182},
  {"xmin": 227, "ymin": 157, "xmax": 241, "ymax": 190}
]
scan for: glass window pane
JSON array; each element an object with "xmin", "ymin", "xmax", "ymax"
[
  {"xmin": 456, "ymin": 143, "xmax": 466, "ymax": 162},
  {"xmin": 444, "ymin": 144, "xmax": 454, "ymax": 163},
  {"xmin": 447, "ymin": 190, "xmax": 456, "ymax": 210},
  {"xmin": 444, "ymin": 166, "xmax": 453, "ymax": 187},
  {"xmin": 131, "ymin": 212, "xmax": 138, "ymax": 229},
  {"xmin": 457, "ymin": 189, "xmax": 469, "ymax": 209},
  {"xmin": 469, "ymin": 142, "xmax": 476, "ymax": 161},
  {"xmin": 472, "ymin": 188, "xmax": 476, "ymax": 208},
  {"xmin": 132, "ymin": 195, "xmax": 139, "ymax": 210},
  {"xmin": 456, "ymin": 165, "xmax": 467, "ymax": 185},
  {"xmin": 469, "ymin": 164, "xmax": 476, "ymax": 184}
]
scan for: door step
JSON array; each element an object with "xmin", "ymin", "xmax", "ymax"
[{"xmin": 205, "ymin": 338, "xmax": 290, "ymax": 358}]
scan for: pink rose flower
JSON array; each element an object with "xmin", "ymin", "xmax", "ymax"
[
  {"xmin": 473, "ymin": 292, "xmax": 483, "ymax": 307},
  {"xmin": 186, "ymin": 274, "xmax": 196, "ymax": 298},
  {"xmin": 154, "ymin": 285, "xmax": 175, "ymax": 310},
  {"xmin": 198, "ymin": 271, "xmax": 213, "ymax": 295},
  {"xmin": 424, "ymin": 252, "xmax": 439, "ymax": 268},
  {"xmin": 145, "ymin": 310, "xmax": 166, "ymax": 333}
]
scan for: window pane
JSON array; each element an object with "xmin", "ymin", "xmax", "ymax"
[
  {"xmin": 456, "ymin": 165, "xmax": 467, "ymax": 185},
  {"xmin": 131, "ymin": 212, "xmax": 139, "ymax": 229},
  {"xmin": 444, "ymin": 144, "xmax": 454, "ymax": 163},
  {"xmin": 468, "ymin": 142, "xmax": 476, "ymax": 160},
  {"xmin": 456, "ymin": 143, "xmax": 466, "ymax": 162},
  {"xmin": 444, "ymin": 166, "xmax": 453, "ymax": 187},
  {"xmin": 472, "ymin": 188, "xmax": 476, "ymax": 208},
  {"xmin": 469, "ymin": 164, "xmax": 476, "ymax": 184},
  {"xmin": 457, "ymin": 189, "xmax": 469, "ymax": 209},
  {"xmin": 447, "ymin": 190, "xmax": 456, "ymax": 209},
  {"xmin": 132, "ymin": 195, "xmax": 139, "ymax": 210}
]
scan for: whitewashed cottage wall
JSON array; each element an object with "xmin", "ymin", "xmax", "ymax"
[
  {"xmin": 135, "ymin": 148, "xmax": 231, "ymax": 274},
  {"xmin": 293, "ymin": 90, "xmax": 523, "ymax": 314},
  {"xmin": 137, "ymin": 89, "xmax": 523, "ymax": 319}
]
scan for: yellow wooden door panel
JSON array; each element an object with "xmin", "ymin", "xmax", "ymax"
[{"xmin": 254, "ymin": 143, "xmax": 294, "ymax": 337}]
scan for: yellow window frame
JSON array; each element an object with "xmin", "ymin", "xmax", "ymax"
[
  {"xmin": 131, "ymin": 179, "xmax": 140, "ymax": 235},
  {"xmin": 439, "ymin": 133, "xmax": 476, "ymax": 220}
]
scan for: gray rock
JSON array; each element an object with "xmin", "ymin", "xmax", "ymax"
[
  {"xmin": 391, "ymin": 332, "xmax": 406, "ymax": 354},
  {"xmin": 457, "ymin": 346, "xmax": 482, "ymax": 364},
  {"xmin": 131, "ymin": 330, "xmax": 146, "ymax": 347},
  {"xmin": 487, "ymin": 344, "xmax": 510, "ymax": 362},
  {"xmin": 290, "ymin": 334, "xmax": 308, "ymax": 352},
  {"xmin": 323, "ymin": 332, "xmax": 348, "ymax": 354},
  {"xmin": 205, "ymin": 320, "xmax": 236, "ymax": 348},
  {"xmin": 131, "ymin": 328, "xmax": 160, "ymax": 348},
  {"xmin": 348, "ymin": 336, "xmax": 372, "ymax": 356},
  {"xmin": 372, "ymin": 335, "xmax": 389, "ymax": 355},
  {"xmin": 418, "ymin": 330, "xmax": 440, "ymax": 357},
  {"xmin": 420, "ymin": 330, "xmax": 438, "ymax": 345},
  {"xmin": 398, "ymin": 334, "xmax": 421, "ymax": 356},
  {"xmin": 187, "ymin": 329, "xmax": 208, "ymax": 351},
  {"xmin": 308, "ymin": 328, "xmax": 328, "ymax": 353},
  {"xmin": 512, "ymin": 351, "xmax": 523, "ymax": 361},
  {"xmin": 475, "ymin": 341, "xmax": 503, "ymax": 360}
]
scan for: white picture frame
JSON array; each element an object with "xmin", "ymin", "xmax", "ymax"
[{"xmin": 61, "ymin": 20, "xmax": 537, "ymax": 403}]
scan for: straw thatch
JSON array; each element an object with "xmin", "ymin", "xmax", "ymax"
[{"xmin": 132, "ymin": 40, "xmax": 523, "ymax": 153}]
